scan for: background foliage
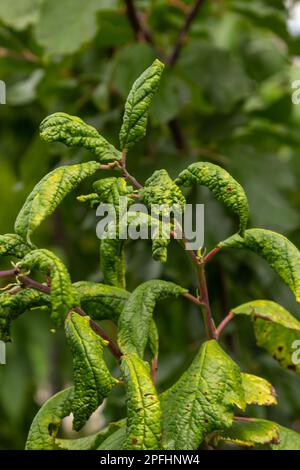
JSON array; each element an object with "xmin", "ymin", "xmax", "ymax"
[{"xmin": 1, "ymin": 0, "xmax": 300, "ymax": 449}]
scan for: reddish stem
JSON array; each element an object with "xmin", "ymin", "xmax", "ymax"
[
  {"xmin": 204, "ymin": 246, "xmax": 221, "ymax": 264},
  {"xmin": 0, "ymin": 268, "xmax": 19, "ymax": 278},
  {"xmin": 215, "ymin": 311, "xmax": 235, "ymax": 339},
  {"xmin": 197, "ymin": 263, "xmax": 217, "ymax": 339}
]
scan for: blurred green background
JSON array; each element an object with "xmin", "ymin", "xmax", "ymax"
[{"xmin": 1, "ymin": 0, "xmax": 300, "ymax": 449}]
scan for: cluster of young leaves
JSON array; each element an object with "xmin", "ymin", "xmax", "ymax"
[{"xmin": 1, "ymin": 58, "xmax": 300, "ymax": 451}]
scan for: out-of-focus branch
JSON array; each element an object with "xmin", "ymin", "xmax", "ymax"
[
  {"xmin": 168, "ymin": 0, "xmax": 206, "ymax": 66},
  {"xmin": 124, "ymin": 0, "xmax": 155, "ymax": 44}
]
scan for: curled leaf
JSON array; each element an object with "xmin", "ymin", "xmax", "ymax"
[
  {"xmin": 119, "ymin": 59, "xmax": 165, "ymax": 150},
  {"xmin": 118, "ymin": 280, "xmax": 187, "ymax": 358},
  {"xmin": 26, "ymin": 387, "xmax": 74, "ymax": 450},
  {"xmin": 271, "ymin": 424, "xmax": 300, "ymax": 450},
  {"xmin": 40, "ymin": 112, "xmax": 121, "ymax": 162},
  {"xmin": 65, "ymin": 312, "xmax": 118, "ymax": 431},
  {"xmin": 219, "ymin": 229, "xmax": 300, "ymax": 302},
  {"xmin": 74, "ymin": 281, "xmax": 129, "ymax": 323},
  {"xmin": 18, "ymin": 249, "xmax": 75, "ymax": 324},
  {"xmin": 100, "ymin": 238, "xmax": 126, "ymax": 289},
  {"xmin": 0, "ymin": 289, "xmax": 50, "ymax": 342},
  {"xmin": 175, "ymin": 162, "xmax": 249, "ymax": 234},
  {"xmin": 15, "ymin": 161, "xmax": 99, "ymax": 243},
  {"xmin": 161, "ymin": 340, "xmax": 245, "ymax": 450},
  {"xmin": 241, "ymin": 373, "xmax": 277, "ymax": 406},
  {"xmin": 232, "ymin": 300, "xmax": 300, "ymax": 373},
  {"xmin": 218, "ymin": 418, "xmax": 279, "ymax": 448},
  {"xmin": 0, "ymin": 233, "xmax": 31, "ymax": 259},
  {"xmin": 121, "ymin": 353, "xmax": 162, "ymax": 450},
  {"xmin": 140, "ymin": 169, "xmax": 186, "ymax": 214}
]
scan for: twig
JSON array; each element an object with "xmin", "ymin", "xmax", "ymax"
[
  {"xmin": 168, "ymin": 0, "xmax": 206, "ymax": 66},
  {"xmin": 151, "ymin": 356, "xmax": 158, "ymax": 383},
  {"xmin": 0, "ymin": 268, "xmax": 19, "ymax": 278},
  {"xmin": 119, "ymin": 162, "xmax": 143, "ymax": 189},
  {"xmin": 215, "ymin": 311, "xmax": 235, "ymax": 339},
  {"xmin": 124, "ymin": 0, "xmax": 155, "ymax": 44},
  {"xmin": 204, "ymin": 246, "xmax": 221, "ymax": 264},
  {"xmin": 183, "ymin": 292, "xmax": 204, "ymax": 306},
  {"xmin": 0, "ymin": 47, "xmax": 40, "ymax": 64},
  {"xmin": 197, "ymin": 263, "xmax": 217, "ymax": 339},
  {"xmin": 16, "ymin": 273, "xmax": 122, "ymax": 359}
]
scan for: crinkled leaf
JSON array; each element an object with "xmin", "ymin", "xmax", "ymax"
[
  {"xmin": 100, "ymin": 238, "xmax": 126, "ymax": 288},
  {"xmin": 118, "ymin": 280, "xmax": 187, "ymax": 358},
  {"xmin": 15, "ymin": 161, "xmax": 99, "ymax": 243},
  {"xmin": 219, "ymin": 229, "xmax": 300, "ymax": 302},
  {"xmin": 271, "ymin": 424, "xmax": 300, "ymax": 450},
  {"xmin": 175, "ymin": 162, "xmax": 249, "ymax": 234},
  {"xmin": 218, "ymin": 418, "xmax": 279, "ymax": 447},
  {"xmin": 161, "ymin": 340, "xmax": 246, "ymax": 450},
  {"xmin": 0, "ymin": 233, "xmax": 31, "ymax": 259},
  {"xmin": 241, "ymin": 373, "xmax": 277, "ymax": 406},
  {"xmin": 0, "ymin": 289, "xmax": 50, "ymax": 342},
  {"xmin": 121, "ymin": 353, "xmax": 162, "ymax": 450},
  {"xmin": 74, "ymin": 281, "xmax": 129, "ymax": 323},
  {"xmin": 140, "ymin": 169, "xmax": 186, "ymax": 214},
  {"xmin": 119, "ymin": 59, "xmax": 165, "ymax": 151},
  {"xmin": 65, "ymin": 312, "xmax": 118, "ymax": 431},
  {"xmin": 26, "ymin": 387, "xmax": 74, "ymax": 450},
  {"xmin": 18, "ymin": 249, "xmax": 75, "ymax": 324},
  {"xmin": 232, "ymin": 300, "xmax": 300, "ymax": 373},
  {"xmin": 40, "ymin": 112, "xmax": 121, "ymax": 163}
]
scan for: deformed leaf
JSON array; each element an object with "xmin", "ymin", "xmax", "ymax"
[
  {"xmin": 118, "ymin": 280, "xmax": 187, "ymax": 358},
  {"xmin": 232, "ymin": 300, "xmax": 300, "ymax": 373},
  {"xmin": 15, "ymin": 161, "xmax": 99, "ymax": 243},
  {"xmin": 65, "ymin": 312, "xmax": 118, "ymax": 431},
  {"xmin": 119, "ymin": 59, "xmax": 165, "ymax": 150},
  {"xmin": 271, "ymin": 424, "xmax": 300, "ymax": 450},
  {"xmin": 18, "ymin": 249, "xmax": 75, "ymax": 324},
  {"xmin": 73, "ymin": 281, "xmax": 129, "ymax": 323},
  {"xmin": 0, "ymin": 288, "xmax": 50, "ymax": 342},
  {"xmin": 219, "ymin": 229, "xmax": 300, "ymax": 302},
  {"xmin": 140, "ymin": 169, "xmax": 186, "ymax": 214},
  {"xmin": 241, "ymin": 373, "xmax": 277, "ymax": 406},
  {"xmin": 121, "ymin": 353, "xmax": 162, "ymax": 450},
  {"xmin": 218, "ymin": 418, "xmax": 279, "ymax": 448},
  {"xmin": 40, "ymin": 112, "xmax": 121, "ymax": 163},
  {"xmin": 0, "ymin": 233, "xmax": 31, "ymax": 259},
  {"xmin": 161, "ymin": 340, "xmax": 245, "ymax": 450},
  {"xmin": 175, "ymin": 162, "xmax": 249, "ymax": 234},
  {"xmin": 100, "ymin": 238, "xmax": 126, "ymax": 289},
  {"xmin": 26, "ymin": 387, "xmax": 74, "ymax": 450}
]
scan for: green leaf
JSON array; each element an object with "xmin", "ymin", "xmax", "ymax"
[
  {"xmin": 65, "ymin": 312, "xmax": 118, "ymax": 431},
  {"xmin": 218, "ymin": 418, "xmax": 279, "ymax": 447},
  {"xmin": 119, "ymin": 59, "xmax": 165, "ymax": 151},
  {"xmin": 118, "ymin": 280, "xmax": 187, "ymax": 358},
  {"xmin": 161, "ymin": 340, "xmax": 246, "ymax": 450},
  {"xmin": 0, "ymin": 288, "xmax": 50, "ymax": 342},
  {"xmin": 34, "ymin": 0, "xmax": 117, "ymax": 56},
  {"xmin": 26, "ymin": 387, "xmax": 74, "ymax": 450},
  {"xmin": 121, "ymin": 353, "xmax": 162, "ymax": 450},
  {"xmin": 0, "ymin": 0, "xmax": 41, "ymax": 30},
  {"xmin": 0, "ymin": 233, "xmax": 31, "ymax": 259},
  {"xmin": 232, "ymin": 300, "xmax": 300, "ymax": 373},
  {"xmin": 271, "ymin": 424, "xmax": 300, "ymax": 450},
  {"xmin": 74, "ymin": 281, "xmax": 129, "ymax": 323},
  {"xmin": 241, "ymin": 373, "xmax": 277, "ymax": 406},
  {"xmin": 100, "ymin": 238, "xmax": 126, "ymax": 289},
  {"xmin": 15, "ymin": 161, "xmax": 99, "ymax": 244},
  {"xmin": 219, "ymin": 229, "xmax": 300, "ymax": 302},
  {"xmin": 97, "ymin": 426, "xmax": 127, "ymax": 450},
  {"xmin": 18, "ymin": 249, "xmax": 75, "ymax": 324},
  {"xmin": 175, "ymin": 162, "xmax": 249, "ymax": 235},
  {"xmin": 140, "ymin": 169, "xmax": 186, "ymax": 213},
  {"xmin": 56, "ymin": 421, "xmax": 125, "ymax": 450},
  {"xmin": 40, "ymin": 113, "xmax": 121, "ymax": 163}
]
